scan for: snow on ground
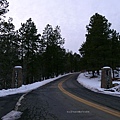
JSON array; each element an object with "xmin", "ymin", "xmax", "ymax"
[
  {"xmin": 77, "ymin": 72, "xmax": 120, "ymax": 97},
  {"xmin": 1, "ymin": 73, "xmax": 71, "ymax": 120},
  {"xmin": 2, "ymin": 111, "xmax": 22, "ymax": 120},
  {"xmin": 0, "ymin": 72, "xmax": 120, "ymax": 98},
  {"xmin": 0, "ymin": 73, "xmax": 71, "ymax": 97},
  {"xmin": 1, "ymin": 72, "xmax": 120, "ymax": 119}
]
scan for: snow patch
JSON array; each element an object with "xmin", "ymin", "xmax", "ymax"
[
  {"xmin": 0, "ymin": 73, "xmax": 71, "ymax": 97},
  {"xmin": 14, "ymin": 66, "xmax": 22, "ymax": 69},
  {"xmin": 77, "ymin": 72, "xmax": 120, "ymax": 97},
  {"xmin": 1, "ymin": 110, "xmax": 22, "ymax": 120},
  {"xmin": 103, "ymin": 66, "xmax": 111, "ymax": 69},
  {"xmin": 1, "ymin": 73, "xmax": 72, "ymax": 120}
]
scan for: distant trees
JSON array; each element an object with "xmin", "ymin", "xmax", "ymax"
[
  {"xmin": 64, "ymin": 51, "xmax": 81, "ymax": 73},
  {"xmin": 17, "ymin": 23, "xmax": 81, "ymax": 84},
  {"xmin": 79, "ymin": 13, "xmax": 120, "ymax": 77},
  {"xmin": 41, "ymin": 24, "xmax": 65, "ymax": 78}
]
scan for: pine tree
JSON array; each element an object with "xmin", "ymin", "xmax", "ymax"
[
  {"xmin": 0, "ymin": 18, "xmax": 18, "ymax": 88},
  {"xmin": 0, "ymin": 0, "xmax": 9, "ymax": 17},
  {"xmin": 18, "ymin": 18, "xmax": 40, "ymax": 84},
  {"xmin": 73, "ymin": 53, "xmax": 81, "ymax": 72},
  {"xmin": 79, "ymin": 13, "xmax": 111, "ymax": 76},
  {"xmin": 41, "ymin": 24, "xmax": 65, "ymax": 78},
  {"xmin": 109, "ymin": 29, "xmax": 120, "ymax": 77}
]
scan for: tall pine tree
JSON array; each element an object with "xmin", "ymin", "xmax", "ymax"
[
  {"xmin": 79, "ymin": 13, "xmax": 111, "ymax": 76},
  {"xmin": 41, "ymin": 24, "xmax": 65, "ymax": 78},
  {"xmin": 18, "ymin": 18, "xmax": 41, "ymax": 84}
]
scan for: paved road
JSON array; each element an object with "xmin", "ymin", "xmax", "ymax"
[
  {"xmin": 0, "ymin": 73, "xmax": 120, "ymax": 120},
  {"xmin": 18, "ymin": 73, "xmax": 120, "ymax": 120},
  {"xmin": 62, "ymin": 74, "xmax": 120, "ymax": 111},
  {"xmin": 0, "ymin": 94, "xmax": 22, "ymax": 118}
]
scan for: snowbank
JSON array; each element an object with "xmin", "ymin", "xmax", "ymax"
[
  {"xmin": 0, "ymin": 73, "xmax": 71, "ymax": 97},
  {"xmin": 2, "ymin": 110, "xmax": 22, "ymax": 120},
  {"xmin": 77, "ymin": 72, "xmax": 120, "ymax": 97}
]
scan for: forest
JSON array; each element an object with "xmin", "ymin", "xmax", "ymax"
[
  {"xmin": 1, "ymin": 0, "xmax": 120, "ymax": 89},
  {"xmin": 0, "ymin": 0, "xmax": 81, "ymax": 89}
]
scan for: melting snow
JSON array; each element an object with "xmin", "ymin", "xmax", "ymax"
[
  {"xmin": 77, "ymin": 72, "xmax": 120, "ymax": 97},
  {"xmin": 0, "ymin": 73, "xmax": 71, "ymax": 97},
  {"xmin": 1, "ymin": 110, "xmax": 22, "ymax": 120}
]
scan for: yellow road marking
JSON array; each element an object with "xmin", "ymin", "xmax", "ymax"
[{"xmin": 58, "ymin": 75, "xmax": 120, "ymax": 118}]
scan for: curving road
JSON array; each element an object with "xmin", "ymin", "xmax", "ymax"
[
  {"xmin": 18, "ymin": 73, "xmax": 120, "ymax": 120},
  {"xmin": 1, "ymin": 73, "xmax": 120, "ymax": 120}
]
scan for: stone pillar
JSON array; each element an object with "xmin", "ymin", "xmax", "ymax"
[
  {"xmin": 101, "ymin": 67, "xmax": 112, "ymax": 89},
  {"xmin": 12, "ymin": 66, "xmax": 23, "ymax": 88},
  {"xmin": 117, "ymin": 67, "xmax": 120, "ymax": 78}
]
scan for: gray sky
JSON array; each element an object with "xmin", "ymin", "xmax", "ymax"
[{"xmin": 6, "ymin": 0, "xmax": 120, "ymax": 53}]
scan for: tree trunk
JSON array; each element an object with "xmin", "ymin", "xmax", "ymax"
[
  {"xmin": 112, "ymin": 69, "xmax": 115, "ymax": 78},
  {"xmin": 92, "ymin": 71, "xmax": 95, "ymax": 77},
  {"xmin": 97, "ymin": 70, "xmax": 100, "ymax": 75}
]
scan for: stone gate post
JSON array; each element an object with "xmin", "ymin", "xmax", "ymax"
[
  {"xmin": 12, "ymin": 66, "xmax": 23, "ymax": 88},
  {"xmin": 101, "ymin": 67, "xmax": 112, "ymax": 89}
]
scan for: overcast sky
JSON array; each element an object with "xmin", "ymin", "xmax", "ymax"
[{"xmin": 6, "ymin": 0, "xmax": 120, "ymax": 53}]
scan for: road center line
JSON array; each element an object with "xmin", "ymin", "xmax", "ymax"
[{"xmin": 58, "ymin": 75, "xmax": 120, "ymax": 118}]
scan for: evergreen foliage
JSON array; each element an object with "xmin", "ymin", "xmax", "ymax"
[
  {"xmin": 0, "ymin": 18, "xmax": 18, "ymax": 88},
  {"xmin": 0, "ymin": 0, "xmax": 9, "ymax": 17},
  {"xmin": 18, "ymin": 18, "xmax": 41, "ymax": 84},
  {"xmin": 79, "ymin": 13, "xmax": 120, "ymax": 76},
  {"xmin": 0, "ymin": 0, "xmax": 81, "ymax": 89},
  {"xmin": 1, "ymin": 2, "xmax": 120, "ymax": 88},
  {"xmin": 41, "ymin": 24, "xmax": 65, "ymax": 78}
]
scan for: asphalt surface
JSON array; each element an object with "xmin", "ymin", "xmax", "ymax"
[
  {"xmin": 0, "ymin": 73, "xmax": 120, "ymax": 120},
  {"xmin": 18, "ymin": 73, "xmax": 120, "ymax": 120},
  {"xmin": 63, "ymin": 74, "xmax": 120, "ymax": 111},
  {"xmin": 0, "ymin": 94, "xmax": 22, "ymax": 118}
]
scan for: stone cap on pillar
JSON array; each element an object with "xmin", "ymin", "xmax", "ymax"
[
  {"xmin": 102, "ymin": 66, "xmax": 111, "ymax": 69},
  {"xmin": 14, "ymin": 66, "xmax": 22, "ymax": 69}
]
